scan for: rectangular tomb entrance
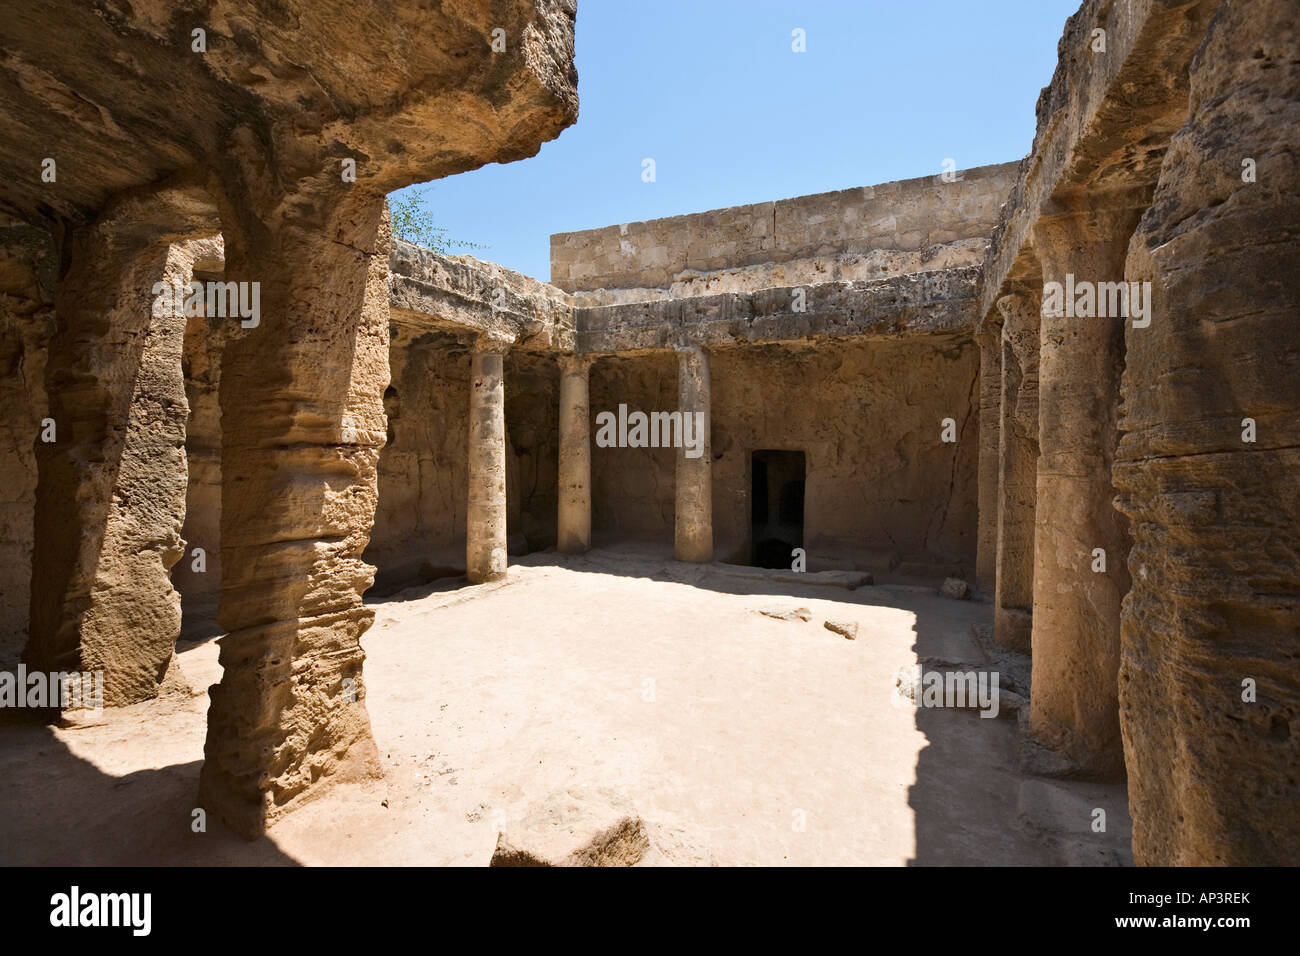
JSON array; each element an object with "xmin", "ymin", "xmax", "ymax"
[{"xmin": 750, "ymin": 449, "xmax": 805, "ymax": 568}]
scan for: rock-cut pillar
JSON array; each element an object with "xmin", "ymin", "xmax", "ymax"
[
  {"xmin": 974, "ymin": 314, "xmax": 1003, "ymax": 594},
  {"xmin": 198, "ymin": 184, "xmax": 389, "ymax": 838},
  {"xmin": 25, "ymin": 190, "xmax": 200, "ymax": 706},
  {"xmin": 1029, "ymin": 199, "xmax": 1144, "ymax": 779},
  {"xmin": 993, "ymin": 290, "xmax": 1040, "ymax": 654},
  {"xmin": 557, "ymin": 353, "xmax": 591, "ymax": 554},
  {"xmin": 1113, "ymin": 0, "xmax": 1300, "ymax": 865},
  {"xmin": 467, "ymin": 336, "xmax": 510, "ymax": 583},
  {"xmin": 674, "ymin": 345, "xmax": 712, "ymax": 563}
]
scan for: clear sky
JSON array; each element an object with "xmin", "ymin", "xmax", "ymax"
[{"xmin": 389, "ymin": 0, "xmax": 1081, "ymax": 282}]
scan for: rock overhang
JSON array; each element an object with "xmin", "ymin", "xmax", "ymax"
[{"xmin": 0, "ymin": 0, "xmax": 579, "ymax": 226}]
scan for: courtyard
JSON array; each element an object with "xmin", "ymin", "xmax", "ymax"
[{"xmin": 0, "ymin": 549, "xmax": 1129, "ymax": 866}]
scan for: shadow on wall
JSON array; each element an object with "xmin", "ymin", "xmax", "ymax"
[{"xmin": 365, "ymin": 339, "xmax": 560, "ymax": 597}]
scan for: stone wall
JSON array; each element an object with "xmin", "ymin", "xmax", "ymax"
[
  {"xmin": 553, "ymin": 163, "xmax": 1018, "ymax": 297},
  {"xmin": 587, "ymin": 336, "xmax": 978, "ymax": 577},
  {"xmin": 588, "ymin": 352, "xmax": 679, "ymax": 542},
  {"xmin": 504, "ymin": 352, "xmax": 561, "ymax": 554},
  {"xmin": 366, "ymin": 334, "xmax": 559, "ymax": 593},
  {"xmin": 368, "ymin": 331, "xmax": 472, "ymax": 592}
]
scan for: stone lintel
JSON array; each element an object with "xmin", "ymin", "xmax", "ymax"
[
  {"xmin": 388, "ymin": 239, "xmax": 574, "ymax": 350},
  {"xmin": 576, "ymin": 266, "xmax": 980, "ymax": 354}
]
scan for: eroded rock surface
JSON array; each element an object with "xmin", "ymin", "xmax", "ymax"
[{"xmin": 1113, "ymin": 0, "xmax": 1300, "ymax": 866}]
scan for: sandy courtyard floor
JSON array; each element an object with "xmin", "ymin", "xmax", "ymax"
[{"xmin": 0, "ymin": 549, "xmax": 1132, "ymax": 866}]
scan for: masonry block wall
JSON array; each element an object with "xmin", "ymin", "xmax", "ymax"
[{"xmin": 552, "ymin": 164, "xmax": 1019, "ymax": 296}]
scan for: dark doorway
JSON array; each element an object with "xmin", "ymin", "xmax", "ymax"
[{"xmin": 751, "ymin": 450, "xmax": 806, "ymax": 568}]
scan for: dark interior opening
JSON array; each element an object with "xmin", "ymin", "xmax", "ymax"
[{"xmin": 750, "ymin": 449, "xmax": 806, "ymax": 568}]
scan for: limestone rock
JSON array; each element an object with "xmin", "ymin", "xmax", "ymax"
[
  {"xmin": 823, "ymin": 619, "xmax": 858, "ymax": 640},
  {"xmin": 894, "ymin": 666, "xmax": 919, "ymax": 702},
  {"xmin": 1110, "ymin": 0, "xmax": 1300, "ymax": 865},
  {"xmin": 490, "ymin": 789, "xmax": 650, "ymax": 867},
  {"xmin": 757, "ymin": 607, "xmax": 812, "ymax": 623}
]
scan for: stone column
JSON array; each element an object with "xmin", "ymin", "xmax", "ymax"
[
  {"xmin": 974, "ymin": 314, "xmax": 1003, "ymax": 594},
  {"xmin": 674, "ymin": 345, "xmax": 712, "ymax": 563},
  {"xmin": 1114, "ymin": 0, "xmax": 1300, "ymax": 865},
  {"xmin": 466, "ymin": 335, "xmax": 510, "ymax": 583},
  {"xmin": 993, "ymin": 291, "xmax": 1039, "ymax": 654},
  {"xmin": 557, "ymin": 353, "xmax": 591, "ymax": 554},
  {"xmin": 198, "ymin": 182, "xmax": 389, "ymax": 838},
  {"xmin": 1029, "ymin": 198, "xmax": 1144, "ymax": 779},
  {"xmin": 25, "ymin": 189, "xmax": 200, "ymax": 706}
]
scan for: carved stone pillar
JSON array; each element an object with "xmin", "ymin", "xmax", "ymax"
[
  {"xmin": 467, "ymin": 336, "xmax": 510, "ymax": 583},
  {"xmin": 1029, "ymin": 198, "xmax": 1144, "ymax": 778},
  {"xmin": 557, "ymin": 353, "xmax": 591, "ymax": 554},
  {"xmin": 674, "ymin": 345, "xmax": 712, "ymax": 563}
]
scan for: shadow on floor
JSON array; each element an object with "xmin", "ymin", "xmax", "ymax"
[
  {"xmin": 369, "ymin": 545, "xmax": 1133, "ymax": 865},
  {"xmin": 0, "ymin": 717, "xmax": 299, "ymax": 866},
  {"xmin": 21, "ymin": 544, "xmax": 1130, "ymax": 866}
]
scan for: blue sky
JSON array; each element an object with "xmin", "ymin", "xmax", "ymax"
[{"xmin": 390, "ymin": 0, "xmax": 1080, "ymax": 281}]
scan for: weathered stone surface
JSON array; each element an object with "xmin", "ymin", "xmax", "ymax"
[
  {"xmin": 25, "ymin": 190, "xmax": 207, "ymax": 705},
  {"xmin": 465, "ymin": 339, "xmax": 510, "ymax": 584},
  {"xmin": 556, "ymin": 354, "xmax": 592, "ymax": 553},
  {"xmin": 571, "ymin": 239, "xmax": 993, "ymax": 307},
  {"xmin": 366, "ymin": 331, "xmax": 471, "ymax": 589},
  {"xmin": 1, "ymin": 0, "xmax": 579, "ymax": 838},
  {"xmin": 199, "ymin": 189, "xmax": 392, "ymax": 836},
  {"xmin": 992, "ymin": 292, "xmax": 1039, "ymax": 654},
  {"xmin": 1028, "ymin": 202, "xmax": 1142, "ymax": 781},
  {"xmin": 390, "ymin": 240, "xmax": 574, "ymax": 350},
  {"xmin": 577, "ymin": 267, "xmax": 983, "ymax": 354},
  {"xmin": 586, "ymin": 337, "xmax": 977, "ymax": 577},
  {"xmin": 973, "ymin": 317, "xmax": 1001, "ymax": 593},
  {"xmin": 553, "ymin": 163, "xmax": 1017, "ymax": 294},
  {"xmin": 2, "ymin": 0, "xmax": 1294, "ymax": 866},
  {"xmin": 824, "ymin": 619, "xmax": 858, "ymax": 640},
  {"xmin": 490, "ymin": 789, "xmax": 650, "ymax": 866},
  {"xmin": 981, "ymin": 0, "xmax": 1220, "ymax": 319},
  {"xmin": 0, "ymin": 220, "xmax": 54, "ymax": 670},
  {"xmin": 0, "ymin": 1, "xmax": 578, "ymax": 227},
  {"xmin": 674, "ymin": 346, "xmax": 712, "ymax": 563},
  {"xmin": 1112, "ymin": 0, "xmax": 1300, "ymax": 866}
]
